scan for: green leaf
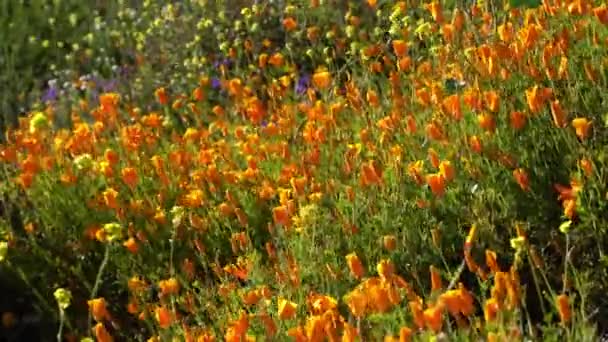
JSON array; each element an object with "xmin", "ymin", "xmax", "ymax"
[{"xmin": 509, "ymin": 0, "xmax": 541, "ymax": 8}]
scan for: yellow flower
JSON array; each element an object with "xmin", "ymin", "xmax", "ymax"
[
  {"xmin": 0, "ymin": 241, "xmax": 7, "ymax": 262},
  {"xmin": 29, "ymin": 112, "xmax": 49, "ymax": 133},
  {"xmin": 102, "ymin": 222, "xmax": 123, "ymax": 242},
  {"xmin": 54, "ymin": 288, "xmax": 72, "ymax": 310}
]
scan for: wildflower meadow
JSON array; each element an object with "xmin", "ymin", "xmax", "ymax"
[{"xmin": 2, "ymin": 0, "xmax": 608, "ymax": 341}]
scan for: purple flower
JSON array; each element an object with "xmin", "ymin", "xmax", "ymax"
[
  {"xmin": 41, "ymin": 86, "xmax": 58, "ymax": 103},
  {"xmin": 211, "ymin": 78, "xmax": 222, "ymax": 89},
  {"xmin": 100, "ymin": 79, "xmax": 118, "ymax": 92},
  {"xmin": 295, "ymin": 74, "xmax": 310, "ymax": 95},
  {"xmin": 213, "ymin": 57, "xmax": 232, "ymax": 69}
]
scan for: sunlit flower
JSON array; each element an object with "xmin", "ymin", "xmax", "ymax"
[{"xmin": 571, "ymin": 117, "xmax": 592, "ymax": 140}]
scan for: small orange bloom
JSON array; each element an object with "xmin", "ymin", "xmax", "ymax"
[
  {"xmin": 593, "ymin": 5, "xmax": 608, "ymax": 25},
  {"xmin": 438, "ymin": 160, "xmax": 455, "ymax": 182},
  {"xmin": 550, "ymin": 100, "xmax": 568, "ymax": 128},
  {"xmin": 484, "ymin": 90, "xmax": 500, "ymax": 113},
  {"xmin": 510, "ymin": 111, "xmax": 526, "ymax": 130},
  {"xmin": 442, "ymin": 94, "xmax": 462, "ymax": 121},
  {"xmin": 158, "ymin": 278, "xmax": 180, "ymax": 297},
  {"xmin": 377, "ymin": 259, "xmax": 395, "ymax": 279},
  {"xmin": 571, "ymin": 118, "xmax": 592, "ymax": 140},
  {"xmin": 484, "ymin": 298, "xmax": 500, "ymax": 322},
  {"xmin": 121, "ymin": 167, "xmax": 138, "ymax": 188},
  {"xmin": 268, "ymin": 53, "xmax": 285, "ymax": 67},
  {"xmin": 272, "ymin": 205, "xmax": 290, "ymax": 226},
  {"xmin": 513, "ymin": 168, "xmax": 530, "ymax": 192},
  {"xmin": 383, "ymin": 235, "xmax": 397, "ymax": 251},
  {"xmin": 556, "ymin": 294, "xmax": 571, "ymax": 324},
  {"xmin": 426, "ymin": 122, "xmax": 445, "ymax": 141},
  {"xmin": 88, "ymin": 298, "xmax": 110, "ymax": 322},
  {"xmin": 155, "ymin": 87, "xmax": 168, "ymax": 106},
  {"xmin": 278, "ymin": 298, "xmax": 297, "ymax": 320},
  {"xmin": 312, "ymin": 69, "xmax": 332, "ymax": 89},
  {"xmin": 430, "ymin": 266, "xmax": 442, "ymax": 292},
  {"xmin": 478, "ymin": 113, "xmax": 496, "ymax": 133},
  {"xmin": 427, "ymin": 148, "xmax": 440, "ymax": 168},
  {"xmin": 123, "ymin": 237, "xmax": 139, "ymax": 254},
  {"xmin": 282, "ymin": 17, "xmax": 297, "ymax": 31},
  {"xmin": 423, "ymin": 305, "xmax": 443, "ymax": 332},
  {"xmin": 469, "ymin": 135, "xmax": 482, "ymax": 153},
  {"xmin": 99, "ymin": 93, "xmax": 120, "ymax": 117},
  {"xmin": 485, "ymin": 249, "xmax": 500, "ymax": 273},
  {"xmin": 93, "ymin": 323, "xmax": 113, "ymax": 342},
  {"xmin": 579, "ymin": 158, "xmax": 593, "ymax": 177},
  {"xmin": 392, "ymin": 40, "xmax": 408, "ymax": 57},
  {"xmin": 399, "ymin": 327, "xmax": 413, "ymax": 342},
  {"xmin": 409, "ymin": 300, "xmax": 425, "ymax": 329},
  {"xmin": 427, "ymin": 1, "xmax": 444, "ymax": 23},
  {"xmin": 155, "ymin": 306, "xmax": 174, "ymax": 329},
  {"xmin": 426, "ymin": 173, "xmax": 446, "ymax": 197},
  {"xmin": 346, "ymin": 253, "xmax": 365, "ymax": 279}
]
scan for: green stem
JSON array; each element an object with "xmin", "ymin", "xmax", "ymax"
[
  {"xmin": 88, "ymin": 244, "xmax": 111, "ymax": 334},
  {"xmin": 56, "ymin": 308, "xmax": 65, "ymax": 342}
]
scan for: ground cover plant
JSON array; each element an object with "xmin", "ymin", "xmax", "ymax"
[{"xmin": 1, "ymin": 0, "xmax": 608, "ymax": 341}]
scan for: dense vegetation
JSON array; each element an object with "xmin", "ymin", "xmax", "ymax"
[{"xmin": 1, "ymin": 0, "xmax": 608, "ymax": 341}]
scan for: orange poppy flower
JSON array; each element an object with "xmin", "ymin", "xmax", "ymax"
[
  {"xmin": 510, "ymin": 111, "xmax": 526, "ymax": 130},
  {"xmin": 423, "ymin": 305, "xmax": 443, "ymax": 332},
  {"xmin": 154, "ymin": 87, "xmax": 168, "ymax": 106},
  {"xmin": 484, "ymin": 298, "xmax": 500, "ymax": 322},
  {"xmin": 268, "ymin": 53, "xmax": 285, "ymax": 67},
  {"xmin": 283, "ymin": 17, "xmax": 297, "ymax": 31},
  {"xmin": 426, "ymin": 173, "xmax": 446, "ymax": 197},
  {"xmin": 525, "ymin": 86, "xmax": 543, "ymax": 114},
  {"xmin": 398, "ymin": 56, "xmax": 412, "ymax": 72},
  {"xmin": 427, "ymin": 1, "xmax": 444, "ymax": 23},
  {"xmin": 346, "ymin": 253, "xmax": 365, "ymax": 279},
  {"xmin": 123, "ymin": 237, "xmax": 139, "ymax": 254},
  {"xmin": 439, "ymin": 160, "xmax": 455, "ymax": 182},
  {"xmin": 426, "ymin": 122, "xmax": 445, "ymax": 141},
  {"xmin": 513, "ymin": 168, "xmax": 530, "ymax": 191},
  {"xmin": 571, "ymin": 118, "xmax": 592, "ymax": 140},
  {"xmin": 593, "ymin": 5, "xmax": 608, "ymax": 25},
  {"xmin": 383, "ymin": 235, "xmax": 397, "ymax": 251},
  {"xmin": 485, "ymin": 249, "xmax": 500, "ymax": 273},
  {"xmin": 477, "ymin": 113, "xmax": 496, "ymax": 133},
  {"xmin": 121, "ymin": 167, "xmax": 138, "ymax": 188},
  {"xmin": 484, "ymin": 90, "xmax": 500, "ymax": 113},
  {"xmin": 427, "ymin": 148, "xmax": 440, "ymax": 168},
  {"xmin": 442, "ymin": 94, "xmax": 462, "ymax": 121},
  {"xmin": 556, "ymin": 294, "xmax": 571, "ymax": 324},
  {"xmin": 550, "ymin": 100, "xmax": 568, "ymax": 128},
  {"xmin": 579, "ymin": 158, "xmax": 593, "ymax": 177},
  {"xmin": 360, "ymin": 160, "xmax": 383, "ymax": 186},
  {"xmin": 88, "ymin": 298, "xmax": 110, "ymax": 322},
  {"xmin": 312, "ymin": 69, "xmax": 331, "ymax": 89},
  {"xmin": 278, "ymin": 298, "xmax": 297, "ymax": 320},
  {"xmin": 155, "ymin": 306, "xmax": 174, "ymax": 329},
  {"xmin": 392, "ymin": 40, "xmax": 408, "ymax": 57},
  {"xmin": 469, "ymin": 135, "xmax": 482, "ymax": 153},
  {"xmin": 158, "ymin": 277, "xmax": 180, "ymax": 297},
  {"xmin": 430, "ymin": 266, "xmax": 443, "ymax": 292},
  {"xmin": 409, "ymin": 300, "xmax": 425, "ymax": 329},
  {"xmin": 93, "ymin": 323, "xmax": 113, "ymax": 342}
]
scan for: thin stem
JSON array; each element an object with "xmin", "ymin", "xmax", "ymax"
[
  {"xmin": 563, "ymin": 234, "xmax": 570, "ymax": 294},
  {"xmin": 56, "ymin": 308, "xmax": 65, "ymax": 342},
  {"xmin": 528, "ymin": 254, "xmax": 547, "ymax": 316},
  {"xmin": 88, "ymin": 244, "xmax": 111, "ymax": 334}
]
